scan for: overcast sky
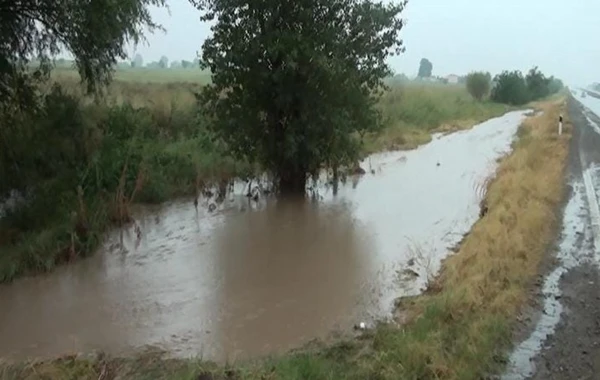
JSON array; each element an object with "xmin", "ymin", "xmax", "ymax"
[{"xmin": 129, "ymin": 0, "xmax": 600, "ymax": 87}]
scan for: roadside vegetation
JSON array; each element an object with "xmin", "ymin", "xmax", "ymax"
[
  {"xmin": 0, "ymin": 96, "xmax": 570, "ymax": 380},
  {"xmin": 491, "ymin": 67, "xmax": 564, "ymax": 105}
]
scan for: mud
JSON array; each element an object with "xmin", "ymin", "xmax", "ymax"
[
  {"xmin": 0, "ymin": 111, "xmax": 530, "ymax": 362},
  {"xmin": 502, "ymin": 94, "xmax": 600, "ymax": 379}
]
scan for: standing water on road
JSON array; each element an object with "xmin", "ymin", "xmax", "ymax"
[{"xmin": 0, "ymin": 110, "xmax": 530, "ymax": 362}]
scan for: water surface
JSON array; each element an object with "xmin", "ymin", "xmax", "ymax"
[{"xmin": 0, "ymin": 110, "xmax": 530, "ymax": 361}]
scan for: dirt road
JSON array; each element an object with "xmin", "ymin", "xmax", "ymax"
[{"xmin": 505, "ymin": 94, "xmax": 600, "ymax": 380}]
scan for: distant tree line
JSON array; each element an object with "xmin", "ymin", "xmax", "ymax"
[
  {"xmin": 130, "ymin": 54, "xmax": 201, "ymax": 69},
  {"xmin": 491, "ymin": 67, "xmax": 564, "ymax": 105},
  {"xmin": 463, "ymin": 67, "xmax": 563, "ymax": 105}
]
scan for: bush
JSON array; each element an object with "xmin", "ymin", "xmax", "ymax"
[
  {"xmin": 525, "ymin": 66, "xmax": 551, "ymax": 101},
  {"xmin": 0, "ymin": 82, "xmax": 250, "ymax": 281},
  {"xmin": 465, "ymin": 72, "xmax": 491, "ymax": 101},
  {"xmin": 491, "ymin": 71, "xmax": 530, "ymax": 106}
]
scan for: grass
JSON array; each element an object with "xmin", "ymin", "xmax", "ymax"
[
  {"xmin": 367, "ymin": 83, "xmax": 512, "ymax": 152},
  {"xmin": 53, "ymin": 66, "xmax": 212, "ymax": 84},
  {"xmin": 0, "ymin": 96, "xmax": 571, "ymax": 379}
]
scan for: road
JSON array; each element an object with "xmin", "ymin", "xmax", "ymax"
[{"xmin": 505, "ymin": 92, "xmax": 600, "ymax": 380}]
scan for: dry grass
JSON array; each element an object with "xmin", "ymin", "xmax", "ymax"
[
  {"xmin": 392, "ymin": 96, "xmax": 571, "ymax": 378},
  {"xmin": 439, "ymin": 97, "xmax": 569, "ymax": 314}
]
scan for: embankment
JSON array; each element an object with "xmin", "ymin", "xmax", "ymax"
[{"xmin": 0, "ymin": 97, "xmax": 570, "ymax": 380}]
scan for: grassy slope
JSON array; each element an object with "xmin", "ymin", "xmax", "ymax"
[
  {"xmin": 0, "ymin": 97, "xmax": 570, "ymax": 379},
  {"xmin": 369, "ymin": 83, "xmax": 511, "ymax": 152}
]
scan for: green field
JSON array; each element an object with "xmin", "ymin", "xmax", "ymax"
[{"xmin": 53, "ymin": 66, "xmax": 212, "ymax": 84}]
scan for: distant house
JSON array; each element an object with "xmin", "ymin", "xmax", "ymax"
[{"xmin": 446, "ymin": 74, "xmax": 460, "ymax": 84}]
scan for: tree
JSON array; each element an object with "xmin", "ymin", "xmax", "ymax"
[
  {"xmin": 465, "ymin": 71, "xmax": 491, "ymax": 101},
  {"xmin": 158, "ymin": 55, "xmax": 169, "ymax": 69},
  {"xmin": 547, "ymin": 76, "xmax": 564, "ymax": 95},
  {"xmin": 181, "ymin": 60, "xmax": 192, "ymax": 69},
  {"xmin": 0, "ymin": 0, "xmax": 167, "ymax": 102},
  {"xmin": 192, "ymin": 0, "xmax": 407, "ymax": 194},
  {"xmin": 491, "ymin": 70, "xmax": 530, "ymax": 105},
  {"xmin": 417, "ymin": 58, "xmax": 433, "ymax": 78},
  {"xmin": 131, "ymin": 53, "xmax": 144, "ymax": 68},
  {"xmin": 525, "ymin": 66, "xmax": 550, "ymax": 101}
]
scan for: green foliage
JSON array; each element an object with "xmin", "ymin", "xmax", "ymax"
[
  {"xmin": 491, "ymin": 67, "xmax": 563, "ymax": 106},
  {"xmin": 491, "ymin": 70, "xmax": 530, "ymax": 105},
  {"xmin": 417, "ymin": 58, "xmax": 433, "ymax": 78},
  {"xmin": 465, "ymin": 71, "xmax": 491, "ymax": 101},
  {"xmin": 547, "ymin": 76, "xmax": 564, "ymax": 95},
  {"xmin": 525, "ymin": 66, "xmax": 550, "ymax": 101},
  {"xmin": 0, "ymin": 0, "xmax": 167, "ymax": 103},
  {"xmin": 0, "ymin": 83, "xmax": 247, "ymax": 282},
  {"xmin": 194, "ymin": 0, "xmax": 408, "ymax": 193}
]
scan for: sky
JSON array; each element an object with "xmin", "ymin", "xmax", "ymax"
[{"xmin": 128, "ymin": 0, "xmax": 600, "ymax": 87}]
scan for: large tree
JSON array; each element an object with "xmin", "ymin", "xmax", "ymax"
[
  {"xmin": 491, "ymin": 70, "xmax": 530, "ymax": 106},
  {"xmin": 465, "ymin": 71, "xmax": 491, "ymax": 101},
  {"xmin": 417, "ymin": 58, "xmax": 432, "ymax": 78},
  {"xmin": 192, "ymin": 0, "xmax": 407, "ymax": 194},
  {"xmin": 525, "ymin": 66, "xmax": 550, "ymax": 101},
  {"xmin": 0, "ymin": 0, "xmax": 167, "ymax": 103}
]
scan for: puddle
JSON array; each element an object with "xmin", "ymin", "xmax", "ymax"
[
  {"xmin": 0, "ymin": 110, "xmax": 531, "ymax": 362},
  {"xmin": 502, "ymin": 180, "xmax": 591, "ymax": 380}
]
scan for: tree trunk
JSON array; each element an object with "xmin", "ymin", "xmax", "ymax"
[{"xmin": 278, "ymin": 168, "xmax": 307, "ymax": 195}]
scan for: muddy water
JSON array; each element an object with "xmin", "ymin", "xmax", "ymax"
[{"xmin": 0, "ymin": 110, "xmax": 530, "ymax": 362}]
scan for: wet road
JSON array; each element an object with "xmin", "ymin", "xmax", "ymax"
[
  {"xmin": 502, "ymin": 92, "xmax": 600, "ymax": 380},
  {"xmin": 0, "ymin": 111, "xmax": 530, "ymax": 362}
]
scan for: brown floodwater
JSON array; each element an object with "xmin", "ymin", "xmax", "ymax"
[{"xmin": 0, "ymin": 110, "xmax": 530, "ymax": 362}]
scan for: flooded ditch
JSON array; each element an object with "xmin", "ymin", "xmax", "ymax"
[{"xmin": 0, "ymin": 110, "xmax": 531, "ymax": 362}]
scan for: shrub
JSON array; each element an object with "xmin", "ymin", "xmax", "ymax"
[
  {"xmin": 465, "ymin": 72, "xmax": 491, "ymax": 101},
  {"xmin": 525, "ymin": 66, "xmax": 550, "ymax": 101},
  {"xmin": 491, "ymin": 71, "xmax": 530, "ymax": 106}
]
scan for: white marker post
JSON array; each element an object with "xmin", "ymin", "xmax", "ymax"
[{"xmin": 558, "ymin": 114, "xmax": 563, "ymax": 135}]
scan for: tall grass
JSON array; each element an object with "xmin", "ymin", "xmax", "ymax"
[
  {"xmin": 53, "ymin": 66, "xmax": 212, "ymax": 84},
  {"xmin": 369, "ymin": 84, "xmax": 511, "ymax": 152}
]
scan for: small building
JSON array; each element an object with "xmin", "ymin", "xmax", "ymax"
[{"xmin": 446, "ymin": 74, "xmax": 460, "ymax": 84}]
